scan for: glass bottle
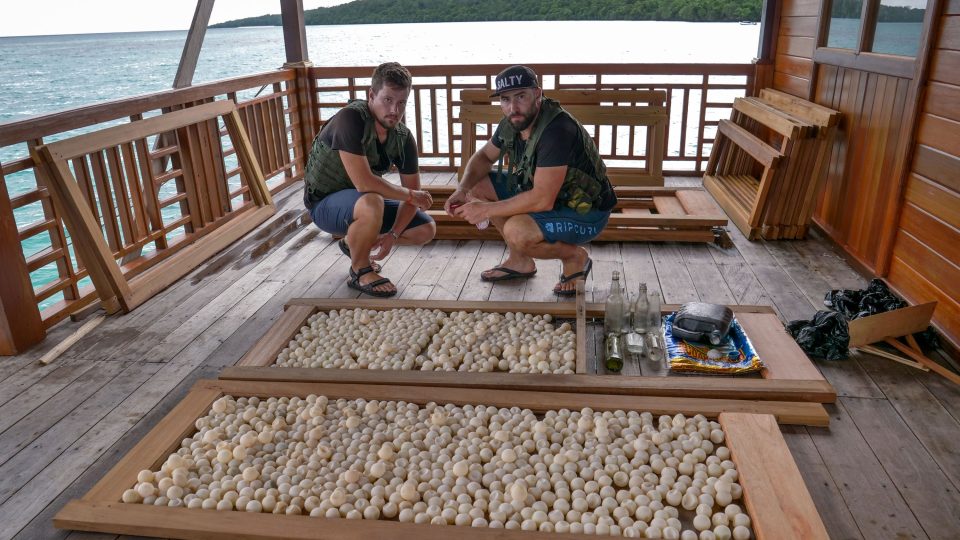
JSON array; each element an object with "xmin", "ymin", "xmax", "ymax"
[
  {"xmin": 605, "ymin": 332, "xmax": 624, "ymax": 372},
  {"xmin": 604, "ymin": 271, "xmax": 625, "ymax": 335},
  {"xmin": 646, "ymin": 290, "xmax": 662, "ymax": 336},
  {"xmin": 632, "ymin": 283, "xmax": 649, "ymax": 334}
]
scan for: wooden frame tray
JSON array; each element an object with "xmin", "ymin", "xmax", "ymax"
[
  {"xmin": 221, "ymin": 297, "xmax": 835, "ymax": 414},
  {"xmin": 54, "ymin": 379, "xmax": 829, "ymax": 539}
]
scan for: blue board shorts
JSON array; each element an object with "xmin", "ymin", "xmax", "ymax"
[
  {"xmin": 489, "ymin": 172, "xmax": 610, "ymax": 245},
  {"xmin": 309, "ymin": 189, "xmax": 433, "ymax": 236}
]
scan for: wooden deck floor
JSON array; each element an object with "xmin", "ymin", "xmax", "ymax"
[{"xmin": 1, "ymin": 174, "xmax": 958, "ymax": 540}]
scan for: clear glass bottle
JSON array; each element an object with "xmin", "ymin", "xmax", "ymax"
[
  {"xmin": 632, "ymin": 283, "xmax": 649, "ymax": 334},
  {"xmin": 646, "ymin": 290, "xmax": 662, "ymax": 336},
  {"xmin": 604, "ymin": 271, "xmax": 625, "ymax": 335},
  {"xmin": 605, "ymin": 332, "xmax": 624, "ymax": 372}
]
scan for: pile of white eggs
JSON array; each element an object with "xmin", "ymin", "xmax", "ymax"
[
  {"xmin": 275, "ymin": 308, "xmax": 445, "ymax": 370},
  {"xmin": 275, "ymin": 309, "xmax": 577, "ymax": 374},
  {"xmin": 123, "ymin": 395, "xmax": 753, "ymax": 539}
]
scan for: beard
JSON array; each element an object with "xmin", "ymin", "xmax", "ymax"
[
  {"xmin": 509, "ymin": 106, "xmax": 538, "ymax": 131},
  {"xmin": 375, "ymin": 114, "xmax": 399, "ymax": 130}
]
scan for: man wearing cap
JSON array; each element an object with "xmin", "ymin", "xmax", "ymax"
[
  {"xmin": 303, "ymin": 62, "xmax": 435, "ymax": 297},
  {"xmin": 446, "ymin": 65, "xmax": 617, "ymax": 296}
]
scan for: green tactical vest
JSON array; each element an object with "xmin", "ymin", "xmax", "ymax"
[
  {"xmin": 496, "ymin": 98, "xmax": 615, "ymax": 214},
  {"xmin": 303, "ymin": 100, "xmax": 410, "ymax": 205}
]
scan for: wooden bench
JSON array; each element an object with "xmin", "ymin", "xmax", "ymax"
[{"xmin": 457, "ymin": 89, "xmax": 667, "ymax": 187}]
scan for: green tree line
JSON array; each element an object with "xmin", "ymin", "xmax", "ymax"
[
  {"xmin": 212, "ymin": 0, "xmax": 764, "ymax": 28},
  {"xmin": 830, "ymin": 0, "xmax": 926, "ymax": 22}
]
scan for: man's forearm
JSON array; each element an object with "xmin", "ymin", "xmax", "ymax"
[
  {"xmin": 483, "ymin": 189, "xmax": 552, "ymax": 218},
  {"xmin": 459, "ymin": 152, "xmax": 496, "ymax": 193},
  {"xmin": 390, "ymin": 175, "xmax": 422, "ymax": 233}
]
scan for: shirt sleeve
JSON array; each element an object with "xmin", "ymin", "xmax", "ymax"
[
  {"xmin": 397, "ymin": 133, "xmax": 419, "ymax": 175},
  {"xmin": 321, "ymin": 108, "xmax": 365, "ymax": 155},
  {"xmin": 490, "ymin": 123, "xmax": 504, "ymax": 149},
  {"xmin": 535, "ymin": 115, "xmax": 578, "ymax": 168}
]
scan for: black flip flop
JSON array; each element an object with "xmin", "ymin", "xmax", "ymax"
[
  {"xmin": 554, "ymin": 257, "xmax": 593, "ymax": 296},
  {"xmin": 480, "ymin": 265, "xmax": 538, "ymax": 283},
  {"xmin": 338, "ymin": 238, "xmax": 381, "ymax": 273},
  {"xmin": 347, "ymin": 265, "xmax": 396, "ymax": 298}
]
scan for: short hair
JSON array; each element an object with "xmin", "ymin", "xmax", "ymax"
[{"xmin": 371, "ymin": 62, "xmax": 412, "ymax": 93}]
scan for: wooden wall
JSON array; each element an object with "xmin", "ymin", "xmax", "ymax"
[
  {"xmin": 774, "ymin": 0, "xmax": 819, "ymax": 97},
  {"xmin": 810, "ymin": 66, "xmax": 912, "ymax": 272},
  {"xmin": 886, "ymin": 3, "xmax": 960, "ymax": 349}
]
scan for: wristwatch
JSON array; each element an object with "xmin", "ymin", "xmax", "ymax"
[{"xmin": 389, "ymin": 230, "xmax": 400, "ymax": 239}]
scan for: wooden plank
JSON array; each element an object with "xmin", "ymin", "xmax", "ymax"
[
  {"xmin": 234, "ymin": 304, "xmax": 316, "ymax": 366},
  {"xmin": 219, "ymin": 367, "xmax": 836, "ymax": 405},
  {"xmin": 807, "ymin": 401, "xmax": 928, "ymax": 539},
  {"xmin": 33, "ymin": 147, "xmax": 128, "ymax": 312},
  {"xmin": 717, "ymin": 120, "xmax": 782, "ymax": 166},
  {"xmin": 720, "ymin": 413, "xmax": 829, "ymax": 540},
  {"xmin": 44, "ymin": 101, "xmax": 236, "ymax": 161},
  {"xmin": 847, "ymin": 301, "xmax": 937, "ymax": 348},
  {"xmin": 125, "ymin": 205, "xmax": 276, "ymax": 310},
  {"xmin": 897, "ymin": 203, "xmax": 960, "ymax": 269},
  {"xmin": 575, "ymin": 280, "xmax": 586, "ymax": 374},
  {"xmin": 737, "ymin": 312, "xmax": 826, "ymax": 381}
]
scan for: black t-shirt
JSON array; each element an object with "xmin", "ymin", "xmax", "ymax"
[
  {"xmin": 491, "ymin": 113, "xmax": 579, "ymax": 169},
  {"xmin": 319, "ymin": 107, "xmax": 419, "ymax": 174}
]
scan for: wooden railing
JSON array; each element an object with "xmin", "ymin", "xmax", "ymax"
[
  {"xmin": 0, "ymin": 70, "xmax": 307, "ymax": 353},
  {"xmin": 308, "ymin": 63, "xmax": 756, "ymax": 175}
]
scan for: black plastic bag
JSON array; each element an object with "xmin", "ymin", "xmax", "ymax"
[
  {"xmin": 824, "ymin": 278, "xmax": 906, "ymax": 320},
  {"xmin": 786, "ymin": 311, "xmax": 850, "ymax": 361}
]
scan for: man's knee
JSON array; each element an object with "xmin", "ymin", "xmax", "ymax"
[
  {"xmin": 353, "ymin": 193, "xmax": 385, "ymax": 220},
  {"xmin": 404, "ymin": 221, "xmax": 436, "ymax": 245},
  {"xmin": 502, "ymin": 216, "xmax": 541, "ymax": 251}
]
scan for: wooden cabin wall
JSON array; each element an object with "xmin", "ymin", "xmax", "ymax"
[
  {"xmin": 809, "ymin": 66, "xmax": 912, "ymax": 272},
  {"xmin": 774, "ymin": 0, "xmax": 819, "ymax": 97},
  {"xmin": 886, "ymin": 3, "xmax": 960, "ymax": 349}
]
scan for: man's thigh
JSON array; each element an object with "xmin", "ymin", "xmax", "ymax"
[
  {"xmin": 309, "ymin": 189, "xmax": 365, "ymax": 236},
  {"xmin": 528, "ymin": 207, "xmax": 611, "ymax": 245}
]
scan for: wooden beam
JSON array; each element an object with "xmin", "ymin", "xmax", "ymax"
[
  {"xmin": 173, "ymin": 0, "xmax": 216, "ymax": 89},
  {"xmin": 0, "ymin": 166, "xmax": 45, "ymax": 354},
  {"xmin": 280, "ymin": 0, "xmax": 310, "ymax": 65},
  {"xmin": 757, "ymin": 0, "xmax": 780, "ymax": 62},
  {"xmin": 720, "ymin": 413, "xmax": 830, "ymax": 540},
  {"xmin": 220, "ymin": 367, "xmax": 838, "ymax": 404}
]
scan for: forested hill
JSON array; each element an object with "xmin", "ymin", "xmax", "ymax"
[{"xmin": 211, "ymin": 0, "xmax": 763, "ymax": 28}]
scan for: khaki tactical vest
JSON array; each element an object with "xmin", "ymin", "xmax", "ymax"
[
  {"xmin": 496, "ymin": 98, "xmax": 615, "ymax": 213},
  {"xmin": 303, "ymin": 100, "xmax": 410, "ymax": 205}
]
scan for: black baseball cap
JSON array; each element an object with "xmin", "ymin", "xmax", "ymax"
[{"xmin": 491, "ymin": 65, "xmax": 540, "ymax": 97}]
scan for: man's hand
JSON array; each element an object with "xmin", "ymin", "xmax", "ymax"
[
  {"xmin": 371, "ymin": 232, "xmax": 396, "ymax": 261},
  {"xmin": 443, "ymin": 188, "xmax": 468, "ymax": 216},
  {"xmin": 408, "ymin": 189, "xmax": 432, "ymax": 211},
  {"xmin": 454, "ymin": 200, "xmax": 490, "ymax": 225}
]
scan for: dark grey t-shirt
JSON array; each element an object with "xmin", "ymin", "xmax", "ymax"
[
  {"xmin": 491, "ymin": 113, "xmax": 579, "ymax": 168},
  {"xmin": 319, "ymin": 107, "xmax": 419, "ymax": 174}
]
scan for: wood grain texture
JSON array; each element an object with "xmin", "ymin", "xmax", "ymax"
[{"xmin": 719, "ymin": 413, "xmax": 829, "ymax": 540}]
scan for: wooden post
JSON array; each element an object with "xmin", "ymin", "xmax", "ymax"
[
  {"xmin": 0, "ymin": 167, "xmax": 45, "ymax": 355},
  {"xmin": 173, "ymin": 0, "xmax": 216, "ymax": 89},
  {"xmin": 280, "ymin": 0, "xmax": 309, "ymax": 65},
  {"xmin": 756, "ymin": 0, "xmax": 779, "ymax": 63}
]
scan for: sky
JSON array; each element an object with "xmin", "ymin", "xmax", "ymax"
[{"xmin": 0, "ymin": 0, "xmax": 350, "ymax": 37}]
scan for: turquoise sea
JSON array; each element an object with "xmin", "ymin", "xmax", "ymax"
[{"xmin": 1, "ymin": 21, "xmax": 768, "ymax": 310}]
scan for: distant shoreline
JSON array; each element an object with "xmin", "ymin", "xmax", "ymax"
[{"xmin": 212, "ymin": 0, "xmax": 763, "ymax": 28}]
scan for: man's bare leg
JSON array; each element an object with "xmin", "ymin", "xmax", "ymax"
[
  {"xmin": 501, "ymin": 215, "xmax": 590, "ymax": 294},
  {"xmin": 346, "ymin": 193, "xmax": 395, "ymax": 294},
  {"xmin": 467, "ymin": 177, "xmax": 538, "ymax": 280}
]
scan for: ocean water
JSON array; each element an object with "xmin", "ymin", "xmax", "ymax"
[{"xmin": 0, "ymin": 21, "xmax": 761, "ymax": 310}]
